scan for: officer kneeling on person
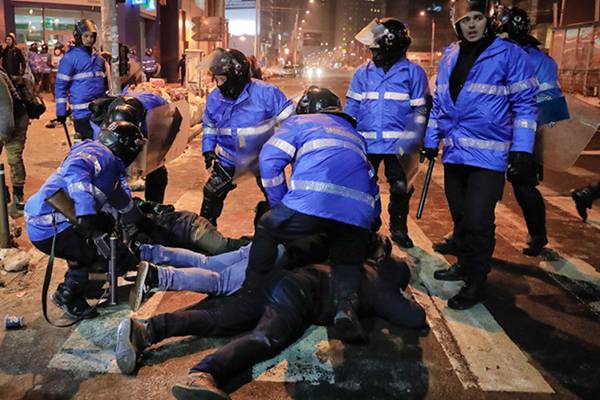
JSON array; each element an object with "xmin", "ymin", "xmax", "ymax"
[
  {"xmin": 25, "ymin": 121, "xmax": 150, "ymax": 319},
  {"xmin": 245, "ymin": 86, "xmax": 381, "ymax": 344}
]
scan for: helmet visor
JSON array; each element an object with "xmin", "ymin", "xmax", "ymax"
[
  {"xmin": 199, "ymin": 48, "xmax": 233, "ymax": 76},
  {"xmin": 355, "ymin": 18, "xmax": 389, "ymax": 47},
  {"xmin": 451, "ymin": 0, "xmax": 492, "ymax": 25}
]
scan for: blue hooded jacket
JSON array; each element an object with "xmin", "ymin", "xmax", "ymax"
[
  {"xmin": 424, "ymin": 37, "xmax": 538, "ymax": 172},
  {"xmin": 55, "ymin": 46, "xmax": 107, "ymax": 120},
  {"xmin": 25, "ymin": 140, "xmax": 133, "ymax": 242},
  {"xmin": 202, "ymin": 80, "xmax": 294, "ymax": 170},
  {"xmin": 345, "ymin": 58, "xmax": 429, "ymax": 155},
  {"xmin": 259, "ymin": 113, "xmax": 381, "ymax": 229}
]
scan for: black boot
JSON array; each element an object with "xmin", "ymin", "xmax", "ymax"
[
  {"xmin": 433, "ymin": 234, "xmax": 460, "ymax": 256},
  {"xmin": 367, "ymin": 233, "xmax": 392, "ymax": 265},
  {"xmin": 129, "ymin": 261, "xmax": 159, "ymax": 312},
  {"xmin": 448, "ymin": 279, "xmax": 486, "ymax": 310},
  {"xmin": 433, "ymin": 263, "xmax": 467, "ymax": 282},
  {"xmin": 51, "ymin": 281, "xmax": 99, "ymax": 319},
  {"xmin": 12, "ymin": 185, "xmax": 25, "ymax": 211},
  {"xmin": 571, "ymin": 184, "xmax": 600, "ymax": 222},
  {"xmin": 389, "ymin": 187, "xmax": 414, "ymax": 249},
  {"xmin": 523, "ymin": 235, "xmax": 548, "ymax": 257},
  {"xmin": 116, "ymin": 317, "xmax": 155, "ymax": 374},
  {"xmin": 333, "ymin": 299, "xmax": 368, "ymax": 344}
]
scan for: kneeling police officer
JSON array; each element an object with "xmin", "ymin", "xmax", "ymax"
[{"xmin": 25, "ymin": 121, "xmax": 149, "ymax": 319}]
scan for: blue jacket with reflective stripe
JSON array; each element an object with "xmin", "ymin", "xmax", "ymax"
[
  {"xmin": 55, "ymin": 46, "xmax": 107, "ymax": 119},
  {"xmin": 259, "ymin": 113, "xmax": 381, "ymax": 229},
  {"xmin": 522, "ymin": 44, "xmax": 569, "ymax": 124},
  {"xmin": 24, "ymin": 140, "xmax": 132, "ymax": 242},
  {"xmin": 424, "ymin": 37, "xmax": 538, "ymax": 172},
  {"xmin": 202, "ymin": 79, "xmax": 294, "ymax": 169},
  {"xmin": 345, "ymin": 58, "xmax": 429, "ymax": 155},
  {"xmin": 142, "ymin": 55, "xmax": 157, "ymax": 74}
]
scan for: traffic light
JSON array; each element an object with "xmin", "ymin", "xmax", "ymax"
[{"xmin": 119, "ymin": 43, "xmax": 129, "ymax": 76}]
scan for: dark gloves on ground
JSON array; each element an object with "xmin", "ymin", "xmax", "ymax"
[
  {"xmin": 507, "ymin": 151, "xmax": 537, "ymax": 185},
  {"xmin": 203, "ymin": 151, "xmax": 218, "ymax": 170},
  {"xmin": 56, "ymin": 114, "xmax": 67, "ymax": 124},
  {"xmin": 420, "ymin": 147, "xmax": 439, "ymax": 161},
  {"xmin": 134, "ymin": 197, "xmax": 175, "ymax": 216}
]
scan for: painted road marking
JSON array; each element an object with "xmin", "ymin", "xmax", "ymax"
[{"xmin": 402, "ymin": 217, "xmax": 554, "ymax": 393}]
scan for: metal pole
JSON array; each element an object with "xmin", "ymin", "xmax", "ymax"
[
  {"xmin": 108, "ymin": 234, "xmax": 118, "ymax": 305},
  {"xmin": 292, "ymin": 9, "xmax": 299, "ymax": 66},
  {"xmin": 595, "ymin": 0, "xmax": 600, "ymax": 22},
  {"xmin": 101, "ymin": 0, "xmax": 121, "ymax": 95},
  {"xmin": 553, "ymin": 1, "xmax": 559, "ymax": 28},
  {"xmin": 560, "ymin": 0, "xmax": 567, "ymax": 27},
  {"xmin": 255, "ymin": 0, "xmax": 261, "ymax": 60},
  {"xmin": 0, "ymin": 164, "xmax": 10, "ymax": 248},
  {"xmin": 430, "ymin": 16, "xmax": 435, "ymax": 69}
]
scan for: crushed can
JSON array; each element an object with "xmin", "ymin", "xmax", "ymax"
[{"xmin": 4, "ymin": 315, "xmax": 25, "ymax": 330}]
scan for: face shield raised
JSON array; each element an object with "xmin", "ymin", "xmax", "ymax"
[{"xmin": 200, "ymin": 48, "xmax": 251, "ymax": 99}]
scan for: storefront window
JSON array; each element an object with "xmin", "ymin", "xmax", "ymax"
[
  {"xmin": 14, "ymin": 7, "xmax": 44, "ymax": 45},
  {"xmin": 14, "ymin": 7, "xmax": 101, "ymax": 49}
]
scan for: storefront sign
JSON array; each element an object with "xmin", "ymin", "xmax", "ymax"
[{"xmin": 12, "ymin": 0, "xmax": 101, "ymax": 6}]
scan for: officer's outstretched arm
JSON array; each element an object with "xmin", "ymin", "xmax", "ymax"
[
  {"xmin": 506, "ymin": 45, "xmax": 538, "ymax": 154},
  {"xmin": 55, "ymin": 55, "xmax": 74, "ymax": 117},
  {"xmin": 271, "ymin": 86, "xmax": 294, "ymax": 123}
]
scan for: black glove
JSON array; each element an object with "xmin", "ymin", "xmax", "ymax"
[
  {"xmin": 420, "ymin": 147, "xmax": 439, "ymax": 161},
  {"xmin": 507, "ymin": 151, "xmax": 537, "ymax": 185},
  {"xmin": 122, "ymin": 217, "xmax": 154, "ymax": 247},
  {"xmin": 76, "ymin": 215, "xmax": 103, "ymax": 239},
  {"xmin": 134, "ymin": 197, "xmax": 175, "ymax": 216},
  {"xmin": 56, "ymin": 114, "xmax": 67, "ymax": 124},
  {"xmin": 203, "ymin": 151, "xmax": 218, "ymax": 170}
]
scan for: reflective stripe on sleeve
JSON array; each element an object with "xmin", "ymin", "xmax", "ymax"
[
  {"xmin": 238, "ymin": 120, "xmax": 276, "ymax": 136},
  {"xmin": 358, "ymin": 131, "xmax": 377, "ymax": 140},
  {"xmin": 290, "ymin": 180, "xmax": 376, "ymax": 207},
  {"xmin": 382, "ymin": 131, "xmax": 417, "ymax": 139},
  {"xmin": 346, "ymin": 90, "xmax": 364, "ymax": 101},
  {"xmin": 56, "ymin": 98, "xmax": 68, "ymax": 104},
  {"xmin": 266, "ymin": 137, "xmax": 296, "ymax": 158},
  {"xmin": 410, "ymin": 97, "xmax": 427, "ymax": 106},
  {"xmin": 515, "ymin": 119, "xmax": 537, "ymax": 130},
  {"xmin": 510, "ymin": 78, "xmax": 538, "ymax": 94},
  {"xmin": 276, "ymin": 103, "xmax": 294, "ymax": 122},
  {"xmin": 467, "ymin": 83, "xmax": 509, "ymax": 96},
  {"xmin": 24, "ymin": 212, "xmax": 70, "ymax": 226},
  {"xmin": 296, "ymin": 138, "xmax": 366, "ymax": 160},
  {"xmin": 68, "ymin": 182, "xmax": 107, "ymax": 203},
  {"xmin": 383, "ymin": 92, "xmax": 410, "ymax": 101},
  {"xmin": 444, "ymin": 137, "xmax": 511, "ymax": 152},
  {"xmin": 427, "ymin": 119, "xmax": 438, "ymax": 129},
  {"xmin": 71, "ymin": 102, "xmax": 91, "ymax": 110},
  {"xmin": 261, "ymin": 172, "xmax": 286, "ymax": 188},
  {"xmin": 56, "ymin": 73, "xmax": 72, "ymax": 81}
]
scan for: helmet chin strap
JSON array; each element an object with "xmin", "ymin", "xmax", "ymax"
[{"xmin": 371, "ymin": 47, "xmax": 405, "ymax": 72}]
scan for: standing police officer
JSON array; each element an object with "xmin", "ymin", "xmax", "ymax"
[
  {"xmin": 55, "ymin": 19, "xmax": 107, "ymax": 140},
  {"xmin": 246, "ymin": 86, "xmax": 380, "ymax": 343},
  {"xmin": 25, "ymin": 121, "xmax": 148, "ymax": 319},
  {"xmin": 142, "ymin": 48, "xmax": 159, "ymax": 80},
  {"xmin": 422, "ymin": 0, "xmax": 538, "ymax": 310},
  {"xmin": 201, "ymin": 48, "xmax": 293, "ymax": 226},
  {"xmin": 346, "ymin": 18, "xmax": 429, "ymax": 248},
  {"xmin": 498, "ymin": 7, "xmax": 569, "ymax": 256}
]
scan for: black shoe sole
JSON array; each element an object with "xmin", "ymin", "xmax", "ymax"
[
  {"xmin": 115, "ymin": 318, "xmax": 138, "ymax": 375},
  {"xmin": 448, "ymin": 296, "xmax": 486, "ymax": 310},
  {"xmin": 129, "ymin": 262, "xmax": 150, "ymax": 312},
  {"xmin": 333, "ymin": 312, "xmax": 368, "ymax": 344},
  {"xmin": 172, "ymin": 384, "xmax": 230, "ymax": 400},
  {"xmin": 433, "ymin": 271, "xmax": 467, "ymax": 282},
  {"xmin": 391, "ymin": 236, "xmax": 414, "ymax": 249}
]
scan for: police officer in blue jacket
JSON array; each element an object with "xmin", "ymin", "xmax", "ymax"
[
  {"xmin": 346, "ymin": 18, "xmax": 429, "ymax": 248},
  {"xmin": 422, "ymin": 0, "xmax": 538, "ymax": 310},
  {"xmin": 55, "ymin": 19, "xmax": 107, "ymax": 140},
  {"xmin": 498, "ymin": 7, "xmax": 569, "ymax": 256},
  {"xmin": 142, "ymin": 48, "xmax": 158, "ymax": 79},
  {"xmin": 25, "ymin": 121, "xmax": 148, "ymax": 319},
  {"xmin": 246, "ymin": 86, "xmax": 381, "ymax": 343},
  {"xmin": 201, "ymin": 48, "xmax": 294, "ymax": 226}
]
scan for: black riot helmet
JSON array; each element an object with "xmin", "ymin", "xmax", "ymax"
[
  {"xmin": 202, "ymin": 48, "xmax": 251, "ymax": 99},
  {"xmin": 296, "ymin": 86, "xmax": 356, "ymax": 127},
  {"xmin": 356, "ymin": 17, "xmax": 411, "ymax": 71},
  {"xmin": 497, "ymin": 6, "xmax": 540, "ymax": 46},
  {"xmin": 98, "ymin": 121, "xmax": 146, "ymax": 166},
  {"xmin": 105, "ymin": 96, "xmax": 146, "ymax": 128},
  {"xmin": 450, "ymin": 0, "xmax": 496, "ymax": 39},
  {"xmin": 73, "ymin": 19, "xmax": 98, "ymax": 46}
]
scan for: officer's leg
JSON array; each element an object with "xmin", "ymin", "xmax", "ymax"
[
  {"xmin": 188, "ymin": 276, "xmax": 313, "ymax": 387},
  {"xmin": 6, "ymin": 113, "xmax": 28, "ymax": 212},
  {"xmin": 367, "ymin": 154, "xmax": 384, "ymax": 230},
  {"xmin": 200, "ymin": 167, "xmax": 236, "ymax": 227},
  {"xmin": 384, "ymin": 155, "xmax": 414, "ymax": 248},
  {"xmin": 572, "ymin": 181, "xmax": 600, "ymax": 222},
  {"xmin": 448, "ymin": 167, "xmax": 505, "ymax": 310},
  {"xmin": 189, "ymin": 213, "xmax": 250, "ymax": 255},
  {"xmin": 329, "ymin": 223, "xmax": 370, "ymax": 343},
  {"xmin": 145, "ymin": 166, "xmax": 168, "ymax": 204},
  {"xmin": 73, "ymin": 117, "xmax": 94, "ymax": 140},
  {"xmin": 31, "ymin": 227, "xmax": 102, "ymax": 319},
  {"xmin": 511, "ymin": 163, "xmax": 547, "ymax": 256}
]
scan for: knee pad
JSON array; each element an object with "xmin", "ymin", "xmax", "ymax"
[{"xmin": 389, "ymin": 179, "xmax": 413, "ymax": 197}]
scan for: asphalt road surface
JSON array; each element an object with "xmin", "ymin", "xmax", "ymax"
[{"xmin": 0, "ymin": 72, "xmax": 599, "ymax": 400}]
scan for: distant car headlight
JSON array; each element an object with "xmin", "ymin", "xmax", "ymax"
[
  {"xmin": 316, "ymin": 67, "xmax": 323, "ymax": 78},
  {"xmin": 306, "ymin": 67, "xmax": 314, "ymax": 78}
]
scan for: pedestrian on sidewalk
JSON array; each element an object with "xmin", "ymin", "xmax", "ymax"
[
  {"xmin": 572, "ymin": 182, "xmax": 600, "ymax": 222},
  {"xmin": 422, "ymin": 0, "xmax": 538, "ymax": 310},
  {"xmin": 1, "ymin": 33, "xmax": 26, "ymax": 80}
]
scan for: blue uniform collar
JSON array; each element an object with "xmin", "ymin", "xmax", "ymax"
[
  {"xmin": 365, "ymin": 57, "xmax": 411, "ymax": 86},
  {"xmin": 444, "ymin": 36, "xmax": 507, "ymax": 77}
]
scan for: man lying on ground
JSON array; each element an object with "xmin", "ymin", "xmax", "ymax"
[{"xmin": 116, "ymin": 257, "xmax": 425, "ymax": 400}]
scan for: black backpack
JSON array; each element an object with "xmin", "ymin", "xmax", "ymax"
[{"xmin": 13, "ymin": 76, "xmax": 46, "ymax": 119}]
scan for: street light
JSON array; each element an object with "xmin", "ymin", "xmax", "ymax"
[{"xmin": 421, "ymin": 4, "xmax": 443, "ymax": 69}]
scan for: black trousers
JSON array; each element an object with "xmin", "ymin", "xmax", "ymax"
[
  {"xmin": 444, "ymin": 164, "xmax": 505, "ymax": 282},
  {"xmin": 368, "ymin": 154, "xmax": 412, "ymax": 229},
  {"xmin": 510, "ymin": 163, "xmax": 546, "ymax": 239},
  {"xmin": 246, "ymin": 205, "xmax": 368, "ymax": 293},
  {"xmin": 73, "ymin": 117, "xmax": 94, "ymax": 140},
  {"xmin": 149, "ymin": 273, "xmax": 316, "ymax": 385},
  {"xmin": 145, "ymin": 166, "xmax": 169, "ymax": 204}
]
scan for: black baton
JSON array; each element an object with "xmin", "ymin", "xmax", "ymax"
[
  {"xmin": 62, "ymin": 122, "xmax": 72, "ymax": 148},
  {"xmin": 416, "ymin": 157, "xmax": 435, "ymax": 220}
]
